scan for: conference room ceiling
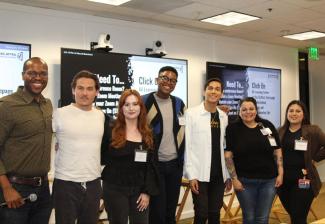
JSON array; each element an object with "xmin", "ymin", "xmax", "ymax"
[{"xmin": 3, "ymin": 0, "xmax": 325, "ymax": 54}]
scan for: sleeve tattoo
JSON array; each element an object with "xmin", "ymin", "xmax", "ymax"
[
  {"xmin": 225, "ymin": 157, "xmax": 238, "ymax": 179},
  {"xmin": 274, "ymin": 154, "xmax": 283, "ymax": 167}
]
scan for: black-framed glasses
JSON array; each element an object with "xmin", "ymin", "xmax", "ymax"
[
  {"xmin": 159, "ymin": 75, "xmax": 177, "ymax": 85},
  {"xmin": 24, "ymin": 70, "xmax": 48, "ymax": 78}
]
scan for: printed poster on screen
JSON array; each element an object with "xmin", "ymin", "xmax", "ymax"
[{"xmin": 0, "ymin": 42, "xmax": 30, "ymax": 97}]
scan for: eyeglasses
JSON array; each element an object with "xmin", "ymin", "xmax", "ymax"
[
  {"xmin": 25, "ymin": 71, "xmax": 48, "ymax": 78},
  {"xmin": 159, "ymin": 76, "xmax": 177, "ymax": 85}
]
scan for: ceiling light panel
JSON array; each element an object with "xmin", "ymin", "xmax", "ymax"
[
  {"xmin": 88, "ymin": 0, "xmax": 131, "ymax": 6},
  {"xmin": 283, "ymin": 31, "xmax": 325, "ymax": 40},
  {"xmin": 201, "ymin": 11, "xmax": 260, "ymax": 26}
]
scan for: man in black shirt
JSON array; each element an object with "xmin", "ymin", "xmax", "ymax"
[{"xmin": 184, "ymin": 78, "xmax": 231, "ymax": 224}]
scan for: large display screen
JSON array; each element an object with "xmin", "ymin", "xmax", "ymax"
[
  {"xmin": 0, "ymin": 41, "xmax": 31, "ymax": 97},
  {"xmin": 61, "ymin": 48, "xmax": 188, "ymax": 116},
  {"xmin": 207, "ymin": 62, "xmax": 281, "ymax": 127}
]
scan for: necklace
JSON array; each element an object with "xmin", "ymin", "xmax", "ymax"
[
  {"xmin": 289, "ymin": 124, "xmax": 301, "ymax": 133},
  {"xmin": 210, "ymin": 112, "xmax": 219, "ymax": 128}
]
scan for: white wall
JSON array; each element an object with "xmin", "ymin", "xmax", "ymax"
[
  {"xmin": 0, "ymin": 2, "xmax": 299, "ymax": 111},
  {"xmin": 0, "ymin": 1, "xmax": 301, "ymax": 221},
  {"xmin": 309, "ymin": 57, "xmax": 325, "ymax": 129},
  {"xmin": 309, "ymin": 57, "xmax": 325, "ymax": 181}
]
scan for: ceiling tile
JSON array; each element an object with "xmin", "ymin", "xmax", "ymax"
[
  {"xmin": 148, "ymin": 14, "xmax": 190, "ymax": 25},
  {"xmin": 223, "ymin": 30, "xmax": 277, "ymax": 43},
  {"xmin": 309, "ymin": 3, "xmax": 325, "ymax": 14},
  {"xmin": 283, "ymin": 0, "xmax": 325, "ymax": 8},
  {"xmin": 165, "ymin": 2, "xmax": 225, "ymax": 20},
  {"xmin": 123, "ymin": 0, "xmax": 193, "ymax": 13},
  {"xmin": 192, "ymin": 0, "xmax": 269, "ymax": 10},
  {"xmin": 298, "ymin": 18, "xmax": 325, "ymax": 31},
  {"xmin": 240, "ymin": 0, "xmax": 301, "ymax": 18},
  {"xmin": 105, "ymin": 6, "xmax": 156, "ymax": 18},
  {"xmin": 275, "ymin": 8, "xmax": 325, "ymax": 24},
  {"xmin": 2, "ymin": 0, "xmax": 325, "ymax": 53}
]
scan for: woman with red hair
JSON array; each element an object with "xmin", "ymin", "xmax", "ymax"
[{"xmin": 101, "ymin": 89, "xmax": 159, "ymax": 224}]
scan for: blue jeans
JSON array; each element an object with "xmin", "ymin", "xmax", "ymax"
[
  {"xmin": 236, "ymin": 177, "xmax": 276, "ymax": 224},
  {"xmin": 0, "ymin": 181, "xmax": 52, "ymax": 224}
]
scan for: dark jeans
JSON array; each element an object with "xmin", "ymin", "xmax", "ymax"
[
  {"xmin": 149, "ymin": 159, "xmax": 183, "ymax": 224},
  {"xmin": 103, "ymin": 182, "xmax": 149, "ymax": 224},
  {"xmin": 236, "ymin": 177, "xmax": 276, "ymax": 224},
  {"xmin": 277, "ymin": 175, "xmax": 314, "ymax": 224},
  {"xmin": 192, "ymin": 180, "xmax": 225, "ymax": 224},
  {"xmin": 52, "ymin": 178, "xmax": 102, "ymax": 224},
  {"xmin": 0, "ymin": 180, "xmax": 52, "ymax": 224}
]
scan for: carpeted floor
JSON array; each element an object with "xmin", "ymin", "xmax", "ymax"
[{"xmin": 178, "ymin": 184, "xmax": 325, "ymax": 224}]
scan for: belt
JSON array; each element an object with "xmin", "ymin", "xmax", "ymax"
[
  {"xmin": 8, "ymin": 175, "xmax": 48, "ymax": 187},
  {"xmin": 55, "ymin": 178, "xmax": 100, "ymax": 190}
]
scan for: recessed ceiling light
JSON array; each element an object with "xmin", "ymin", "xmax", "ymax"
[
  {"xmin": 201, "ymin": 11, "xmax": 260, "ymax": 26},
  {"xmin": 283, "ymin": 31, "xmax": 325, "ymax": 40},
  {"xmin": 88, "ymin": 0, "xmax": 131, "ymax": 6}
]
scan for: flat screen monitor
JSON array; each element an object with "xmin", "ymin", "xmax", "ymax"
[
  {"xmin": 61, "ymin": 48, "xmax": 188, "ymax": 116},
  {"xmin": 207, "ymin": 62, "xmax": 281, "ymax": 127},
  {"xmin": 0, "ymin": 41, "xmax": 31, "ymax": 97}
]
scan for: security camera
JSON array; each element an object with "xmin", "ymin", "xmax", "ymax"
[
  {"xmin": 155, "ymin": 40, "xmax": 162, "ymax": 48},
  {"xmin": 90, "ymin": 33, "xmax": 113, "ymax": 52},
  {"xmin": 145, "ymin": 40, "xmax": 167, "ymax": 57}
]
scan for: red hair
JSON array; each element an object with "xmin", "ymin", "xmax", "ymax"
[{"xmin": 111, "ymin": 89, "xmax": 154, "ymax": 149}]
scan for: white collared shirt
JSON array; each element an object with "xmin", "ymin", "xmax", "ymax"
[{"xmin": 184, "ymin": 102, "xmax": 230, "ymax": 182}]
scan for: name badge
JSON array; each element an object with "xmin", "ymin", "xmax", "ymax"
[
  {"xmin": 178, "ymin": 116, "xmax": 185, "ymax": 126},
  {"xmin": 135, "ymin": 149, "xmax": 147, "ymax": 162},
  {"xmin": 268, "ymin": 136, "xmax": 277, "ymax": 147},
  {"xmin": 298, "ymin": 178, "xmax": 310, "ymax": 189},
  {"xmin": 295, "ymin": 139, "xmax": 308, "ymax": 151},
  {"xmin": 260, "ymin": 127, "xmax": 272, "ymax": 136}
]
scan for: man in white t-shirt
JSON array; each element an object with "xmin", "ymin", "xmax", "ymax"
[{"xmin": 52, "ymin": 70, "xmax": 104, "ymax": 224}]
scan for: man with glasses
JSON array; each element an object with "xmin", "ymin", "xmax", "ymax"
[
  {"xmin": 0, "ymin": 57, "xmax": 53, "ymax": 224},
  {"xmin": 142, "ymin": 66, "xmax": 186, "ymax": 224}
]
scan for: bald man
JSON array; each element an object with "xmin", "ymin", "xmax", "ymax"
[{"xmin": 0, "ymin": 57, "xmax": 53, "ymax": 224}]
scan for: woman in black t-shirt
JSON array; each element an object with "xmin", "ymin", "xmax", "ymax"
[
  {"xmin": 277, "ymin": 100, "xmax": 325, "ymax": 224},
  {"xmin": 225, "ymin": 97, "xmax": 283, "ymax": 224},
  {"xmin": 101, "ymin": 89, "xmax": 159, "ymax": 224}
]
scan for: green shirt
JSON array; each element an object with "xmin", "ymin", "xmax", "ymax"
[{"xmin": 0, "ymin": 87, "xmax": 53, "ymax": 176}]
